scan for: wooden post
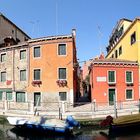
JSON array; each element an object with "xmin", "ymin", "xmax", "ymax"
[
  {"xmin": 59, "ymin": 107, "xmax": 61, "ymax": 119},
  {"xmin": 93, "ymin": 101, "xmax": 96, "ymax": 112},
  {"xmin": 114, "ymin": 94, "xmax": 117, "ymax": 118},
  {"xmin": 4, "ymin": 100, "xmax": 8, "ymax": 112},
  {"xmin": 139, "ymin": 99, "xmax": 140, "ymax": 113}
]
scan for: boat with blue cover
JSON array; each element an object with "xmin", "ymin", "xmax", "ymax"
[{"xmin": 7, "ymin": 115, "xmax": 80, "ymax": 134}]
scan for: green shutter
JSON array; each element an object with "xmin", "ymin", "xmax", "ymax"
[
  {"xmin": 20, "ymin": 50, "xmax": 26, "ymax": 59},
  {"xmin": 6, "ymin": 92, "xmax": 12, "ymax": 101},
  {"xmin": 126, "ymin": 90, "xmax": 132, "ymax": 99},
  {"xmin": 20, "ymin": 70, "xmax": 26, "ymax": 81},
  {"xmin": 126, "ymin": 72, "xmax": 132, "ymax": 83},
  {"xmin": 58, "ymin": 44, "xmax": 66, "ymax": 55},
  {"xmin": 34, "ymin": 92, "xmax": 41, "ymax": 106},
  {"xmin": 109, "ymin": 89, "xmax": 115, "ymax": 105},
  {"xmin": 34, "ymin": 69, "xmax": 40, "ymax": 80},
  {"xmin": 1, "ymin": 72, "xmax": 6, "ymax": 82},
  {"xmin": 59, "ymin": 68, "xmax": 66, "ymax": 79},
  {"xmin": 59, "ymin": 92, "xmax": 67, "ymax": 101},
  {"xmin": 34, "ymin": 47, "xmax": 40, "ymax": 57},
  {"xmin": 1, "ymin": 54, "xmax": 6, "ymax": 62},
  {"xmin": 16, "ymin": 92, "xmax": 25, "ymax": 102},
  {"xmin": 0, "ymin": 92, "xmax": 3, "ymax": 100},
  {"xmin": 109, "ymin": 71, "xmax": 115, "ymax": 82}
]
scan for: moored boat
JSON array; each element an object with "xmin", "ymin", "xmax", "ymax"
[
  {"xmin": 108, "ymin": 114, "xmax": 140, "ymax": 137},
  {"xmin": 7, "ymin": 115, "xmax": 80, "ymax": 134}
]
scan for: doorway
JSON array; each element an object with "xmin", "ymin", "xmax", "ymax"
[
  {"xmin": 109, "ymin": 89, "xmax": 116, "ymax": 105},
  {"xmin": 34, "ymin": 92, "xmax": 41, "ymax": 106}
]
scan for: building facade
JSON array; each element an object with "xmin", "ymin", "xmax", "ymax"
[
  {"xmin": 0, "ymin": 13, "xmax": 30, "ymax": 47},
  {"xmin": 89, "ymin": 59, "xmax": 139, "ymax": 104},
  {"xmin": 106, "ymin": 18, "xmax": 140, "ymax": 99},
  {"xmin": 0, "ymin": 29, "xmax": 77, "ymax": 106},
  {"xmin": 106, "ymin": 18, "xmax": 140, "ymax": 62}
]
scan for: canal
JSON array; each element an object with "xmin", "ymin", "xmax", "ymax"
[
  {"xmin": 0, "ymin": 124, "xmax": 106, "ymax": 140},
  {"xmin": 0, "ymin": 124, "xmax": 140, "ymax": 140}
]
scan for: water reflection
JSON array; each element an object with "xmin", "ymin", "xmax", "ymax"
[
  {"xmin": 1, "ymin": 124, "xmax": 140, "ymax": 140},
  {"xmin": 0, "ymin": 124, "xmax": 96, "ymax": 140}
]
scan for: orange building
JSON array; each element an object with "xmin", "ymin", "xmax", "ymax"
[
  {"xmin": 27, "ymin": 29, "xmax": 78, "ymax": 104},
  {"xmin": 89, "ymin": 59, "xmax": 139, "ymax": 105}
]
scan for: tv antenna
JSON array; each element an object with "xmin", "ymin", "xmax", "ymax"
[
  {"xmin": 55, "ymin": 0, "xmax": 58, "ymax": 35},
  {"xmin": 97, "ymin": 25, "xmax": 103, "ymax": 54},
  {"xmin": 29, "ymin": 20, "xmax": 40, "ymax": 37}
]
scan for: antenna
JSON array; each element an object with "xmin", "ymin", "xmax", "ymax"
[
  {"xmin": 36, "ymin": 20, "xmax": 40, "ymax": 37},
  {"xmin": 97, "ymin": 25, "xmax": 103, "ymax": 54},
  {"xmin": 55, "ymin": 0, "xmax": 58, "ymax": 35},
  {"xmin": 30, "ymin": 21, "xmax": 35, "ymax": 37},
  {"xmin": 29, "ymin": 20, "xmax": 40, "ymax": 37}
]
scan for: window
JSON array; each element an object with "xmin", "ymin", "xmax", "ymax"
[
  {"xmin": 59, "ymin": 68, "xmax": 66, "ymax": 79},
  {"xmin": 24, "ymin": 37, "xmax": 28, "ymax": 41},
  {"xmin": 12, "ymin": 30, "xmax": 14, "ymax": 34},
  {"xmin": 126, "ymin": 89, "xmax": 133, "ymax": 100},
  {"xmin": 112, "ymin": 54, "xmax": 114, "ymax": 58},
  {"xmin": 131, "ymin": 32, "xmax": 136, "ymax": 45},
  {"xmin": 108, "ymin": 71, "xmax": 116, "ymax": 83},
  {"xmin": 6, "ymin": 92, "xmax": 12, "ymax": 101},
  {"xmin": 1, "ymin": 72, "xmax": 6, "ymax": 82},
  {"xmin": 1, "ymin": 53, "xmax": 6, "ymax": 62},
  {"xmin": 34, "ymin": 46, "xmax": 40, "ymax": 57},
  {"xmin": 119, "ymin": 46, "xmax": 122, "ymax": 55},
  {"xmin": 20, "ymin": 50, "xmax": 26, "ymax": 59},
  {"xmin": 59, "ymin": 92, "xmax": 67, "ymax": 101},
  {"xmin": 34, "ymin": 69, "xmax": 40, "ymax": 80},
  {"xmin": 0, "ymin": 92, "xmax": 2, "ymax": 100},
  {"xmin": 34, "ymin": 92, "xmax": 41, "ymax": 106},
  {"xmin": 16, "ymin": 92, "xmax": 25, "ymax": 102},
  {"xmin": 126, "ymin": 71, "xmax": 133, "ymax": 83},
  {"xmin": 58, "ymin": 44, "xmax": 66, "ymax": 55},
  {"xmin": 109, "ymin": 89, "xmax": 115, "ymax": 105},
  {"xmin": 115, "ymin": 50, "xmax": 118, "ymax": 58},
  {"xmin": 20, "ymin": 70, "xmax": 26, "ymax": 81}
]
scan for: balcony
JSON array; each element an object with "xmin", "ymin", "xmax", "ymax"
[
  {"xmin": 126, "ymin": 82, "xmax": 133, "ymax": 86},
  {"xmin": 32, "ymin": 80, "xmax": 42, "ymax": 86},
  {"xmin": 56, "ymin": 80, "xmax": 67, "ymax": 87}
]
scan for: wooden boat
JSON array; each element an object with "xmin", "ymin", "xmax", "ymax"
[
  {"xmin": 7, "ymin": 115, "xmax": 80, "ymax": 134},
  {"xmin": 109, "ymin": 114, "xmax": 140, "ymax": 137}
]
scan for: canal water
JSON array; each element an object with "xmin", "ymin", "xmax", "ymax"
[
  {"xmin": 0, "ymin": 124, "xmax": 104, "ymax": 140},
  {"xmin": 0, "ymin": 124, "xmax": 140, "ymax": 140}
]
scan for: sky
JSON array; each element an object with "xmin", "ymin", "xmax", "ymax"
[{"xmin": 0, "ymin": 0, "xmax": 140, "ymax": 63}]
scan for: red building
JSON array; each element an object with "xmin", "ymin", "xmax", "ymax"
[{"xmin": 89, "ymin": 59, "xmax": 139, "ymax": 105}]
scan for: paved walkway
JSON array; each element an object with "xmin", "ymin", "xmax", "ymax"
[{"xmin": 1, "ymin": 106, "xmax": 139, "ymax": 120}]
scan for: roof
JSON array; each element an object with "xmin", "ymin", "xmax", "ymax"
[
  {"xmin": 110, "ymin": 18, "xmax": 132, "ymax": 40},
  {"xmin": 106, "ymin": 17, "xmax": 140, "ymax": 58},
  {"xmin": 0, "ymin": 34, "xmax": 73, "ymax": 50},
  {"xmin": 28, "ymin": 34, "xmax": 72, "ymax": 43},
  {"xmin": 0, "ymin": 13, "xmax": 30, "ymax": 39},
  {"xmin": 91, "ymin": 59, "xmax": 138, "ymax": 65},
  {"xmin": 120, "ymin": 18, "xmax": 132, "ymax": 22}
]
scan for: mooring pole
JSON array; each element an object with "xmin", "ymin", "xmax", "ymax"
[
  {"xmin": 59, "ymin": 107, "xmax": 61, "ymax": 119},
  {"xmin": 139, "ymin": 99, "xmax": 140, "ymax": 113},
  {"xmin": 113, "ymin": 94, "xmax": 117, "ymax": 118}
]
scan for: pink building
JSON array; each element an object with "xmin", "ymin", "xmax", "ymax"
[{"xmin": 89, "ymin": 59, "xmax": 139, "ymax": 105}]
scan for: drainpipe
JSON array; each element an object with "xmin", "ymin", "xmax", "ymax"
[
  {"xmin": 72, "ymin": 29, "xmax": 76, "ymax": 103},
  {"xmin": 12, "ymin": 48, "xmax": 15, "ymax": 91},
  {"xmin": 27, "ymin": 44, "xmax": 30, "ymax": 87}
]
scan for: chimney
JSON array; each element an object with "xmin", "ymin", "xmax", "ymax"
[
  {"xmin": 72, "ymin": 29, "xmax": 76, "ymax": 37},
  {"xmin": 99, "ymin": 52, "xmax": 105, "ymax": 60}
]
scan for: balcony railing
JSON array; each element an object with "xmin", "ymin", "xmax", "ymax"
[
  {"xmin": 32, "ymin": 80, "xmax": 42, "ymax": 86},
  {"xmin": 56, "ymin": 80, "xmax": 67, "ymax": 87}
]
